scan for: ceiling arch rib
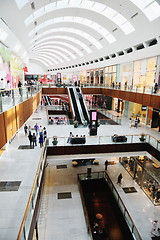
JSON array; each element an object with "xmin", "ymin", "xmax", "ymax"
[
  {"xmin": 30, "ymin": 56, "xmax": 55, "ymax": 67},
  {"xmin": 30, "ymin": 28, "xmax": 103, "ymax": 50},
  {"xmin": 33, "ymin": 49, "xmax": 70, "ymax": 61},
  {"xmin": 31, "ymin": 51, "xmax": 64, "ymax": 63},
  {"xmin": 29, "ymin": 17, "xmax": 116, "ymax": 44},
  {"xmin": 24, "ymin": 1, "xmax": 135, "ymax": 35},
  {"xmin": 32, "ymin": 46, "xmax": 76, "ymax": 59},
  {"xmin": 31, "ymin": 35, "xmax": 92, "ymax": 53},
  {"xmin": 30, "ymin": 58, "xmax": 49, "ymax": 67},
  {"xmin": 31, "ymin": 41, "xmax": 84, "ymax": 57},
  {"xmin": 31, "ymin": 53, "xmax": 59, "ymax": 65},
  {"xmin": 16, "ymin": 0, "xmax": 160, "ymax": 22}
]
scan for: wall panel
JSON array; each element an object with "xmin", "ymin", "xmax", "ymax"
[
  {"xmin": 4, "ymin": 107, "xmax": 17, "ymax": 142},
  {"xmin": 0, "ymin": 113, "xmax": 6, "ymax": 149}
]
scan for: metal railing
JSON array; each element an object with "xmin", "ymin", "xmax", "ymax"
[{"xmin": 78, "ymin": 171, "xmax": 142, "ymax": 240}]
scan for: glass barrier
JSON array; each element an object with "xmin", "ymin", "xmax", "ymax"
[
  {"xmin": 42, "ymin": 83, "xmax": 160, "ymax": 96},
  {"xmin": 47, "ymin": 134, "xmax": 160, "ymax": 152},
  {"xmin": 78, "ymin": 171, "xmax": 142, "ymax": 240},
  {"xmin": 0, "ymin": 85, "xmax": 42, "ymax": 113},
  {"xmin": 16, "ymin": 141, "xmax": 47, "ymax": 240}
]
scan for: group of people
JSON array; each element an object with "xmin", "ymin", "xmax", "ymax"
[
  {"xmin": 67, "ymin": 132, "xmax": 86, "ymax": 143},
  {"xmin": 24, "ymin": 123, "xmax": 47, "ymax": 148},
  {"xmin": 129, "ymin": 117, "xmax": 140, "ymax": 128}
]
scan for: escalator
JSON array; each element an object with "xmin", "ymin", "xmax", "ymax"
[
  {"xmin": 76, "ymin": 88, "xmax": 89, "ymax": 123},
  {"xmin": 68, "ymin": 87, "xmax": 82, "ymax": 123},
  {"xmin": 43, "ymin": 95, "xmax": 49, "ymax": 105},
  {"xmin": 47, "ymin": 96, "xmax": 52, "ymax": 105}
]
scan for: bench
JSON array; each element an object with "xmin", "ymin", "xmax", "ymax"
[
  {"xmin": 112, "ymin": 135, "xmax": 127, "ymax": 142},
  {"xmin": 70, "ymin": 137, "xmax": 86, "ymax": 144}
]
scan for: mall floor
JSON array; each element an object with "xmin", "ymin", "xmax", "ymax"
[{"xmin": 0, "ymin": 104, "xmax": 160, "ymax": 240}]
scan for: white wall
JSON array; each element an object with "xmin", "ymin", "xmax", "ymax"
[{"xmin": 27, "ymin": 61, "xmax": 47, "ymax": 75}]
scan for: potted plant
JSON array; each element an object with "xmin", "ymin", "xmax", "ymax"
[
  {"xmin": 52, "ymin": 136, "xmax": 58, "ymax": 145},
  {"xmin": 139, "ymin": 133, "xmax": 146, "ymax": 142},
  {"xmin": 72, "ymin": 161, "xmax": 78, "ymax": 167},
  {"xmin": 93, "ymin": 159, "xmax": 99, "ymax": 165}
]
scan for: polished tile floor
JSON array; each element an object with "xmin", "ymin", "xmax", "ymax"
[{"xmin": 0, "ymin": 105, "xmax": 160, "ymax": 240}]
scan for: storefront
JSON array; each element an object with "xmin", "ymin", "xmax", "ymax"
[{"xmin": 119, "ymin": 156, "xmax": 160, "ymax": 205}]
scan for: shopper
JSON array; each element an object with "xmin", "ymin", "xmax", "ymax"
[
  {"xmin": 32, "ymin": 133, "xmax": 37, "ymax": 147},
  {"xmin": 39, "ymin": 135, "xmax": 44, "ymax": 148},
  {"xmin": 18, "ymin": 80, "xmax": 22, "ymax": 96},
  {"xmin": 134, "ymin": 118, "xmax": 138, "ymax": 128},
  {"xmin": 34, "ymin": 123, "xmax": 39, "ymax": 135},
  {"xmin": 129, "ymin": 118, "xmax": 132, "ymax": 128},
  {"xmin": 43, "ymin": 127, "xmax": 47, "ymax": 140},
  {"xmin": 154, "ymin": 83, "xmax": 158, "ymax": 94},
  {"xmin": 0, "ymin": 78, "xmax": 5, "ymax": 96},
  {"xmin": 24, "ymin": 124, "xmax": 28, "ymax": 136},
  {"xmin": 67, "ymin": 132, "xmax": 73, "ymax": 143},
  {"xmin": 28, "ymin": 132, "xmax": 33, "ymax": 148},
  {"xmin": 39, "ymin": 125, "xmax": 43, "ymax": 136},
  {"xmin": 117, "ymin": 173, "xmax": 123, "ymax": 185},
  {"xmin": 104, "ymin": 160, "xmax": 109, "ymax": 170}
]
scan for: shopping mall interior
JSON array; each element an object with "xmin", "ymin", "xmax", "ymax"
[{"xmin": 0, "ymin": 1, "xmax": 160, "ymax": 240}]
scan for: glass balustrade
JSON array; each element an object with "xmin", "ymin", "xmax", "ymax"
[{"xmin": 0, "ymin": 85, "xmax": 42, "ymax": 113}]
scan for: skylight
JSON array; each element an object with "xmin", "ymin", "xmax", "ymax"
[
  {"xmin": 15, "ymin": 0, "xmax": 29, "ymax": 9},
  {"xmin": 130, "ymin": 0, "xmax": 160, "ymax": 21},
  {"xmin": 33, "ymin": 52, "xmax": 64, "ymax": 63},
  {"xmin": 31, "ymin": 57, "xmax": 49, "ymax": 67},
  {"xmin": 24, "ymin": 1, "xmax": 135, "ymax": 34},
  {"xmin": 32, "ymin": 54, "xmax": 59, "ymax": 65}
]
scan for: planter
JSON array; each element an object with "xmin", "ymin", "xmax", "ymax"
[
  {"xmin": 139, "ymin": 137, "xmax": 146, "ymax": 142},
  {"xmin": 52, "ymin": 140, "xmax": 58, "ymax": 145}
]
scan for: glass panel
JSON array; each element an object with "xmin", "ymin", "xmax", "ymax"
[
  {"xmin": 24, "ymin": 204, "xmax": 33, "ymax": 238},
  {"xmin": 124, "ymin": 211, "xmax": 133, "ymax": 231},
  {"xmin": 118, "ymin": 199, "xmax": 125, "ymax": 214}
]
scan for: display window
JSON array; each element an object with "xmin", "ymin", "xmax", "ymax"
[{"xmin": 119, "ymin": 156, "xmax": 160, "ymax": 206}]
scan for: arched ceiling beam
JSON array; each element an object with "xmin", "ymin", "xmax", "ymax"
[
  {"xmin": 31, "ymin": 53, "xmax": 59, "ymax": 64},
  {"xmin": 28, "ymin": 16, "xmax": 116, "ymax": 44},
  {"xmin": 32, "ymin": 41, "xmax": 84, "ymax": 57},
  {"xmin": 30, "ymin": 58, "xmax": 49, "ymax": 67},
  {"xmin": 30, "ymin": 51, "xmax": 64, "ymax": 63},
  {"xmin": 24, "ymin": 1, "xmax": 135, "ymax": 35},
  {"xmin": 31, "ymin": 46, "xmax": 76, "ymax": 59},
  {"xmin": 30, "ymin": 27, "xmax": 103, "ymax": 49},
  {"xmin": 31, "ymin": 35, "xmax": 92, "ymax": 53},
  {"xmin": 32, "ymin": 48, "xmax": 70, "ymax": 61},
  {"xmin": 30, "ymin": 55, "xmax": 56, "ymax": 66}
]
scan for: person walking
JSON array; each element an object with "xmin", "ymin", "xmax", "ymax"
[
  {"xmin": 43, "ymin": 127, "xmax": 47, "ymax": 141},
  {"xmin": 32, "ymin": 133, "xmax": 37, "ymax": 147},
  {"xmin": 129, "ymin": 118, "xmax": 132, "ymax": 128},
  {"xmin": 67, "ymin": 132, "xmax": 73, "ymax": 143},
  {"xmin": 34, "ymin": 123, "xmax": 39, "ymax": 135},
  {"xmin": 18, "ymin": 80, "xmax": 22, "ymax": 96},
  {"xmin": 28, "ymin": 132, "xmax": 33, "ymax": 148},
  {"xmin": 134, "ymin": 118, "xmax": 138, "ymax": 128},
  {"xmin": 104, "ymin": 160, "xmax": 109, "ymax": 170},
  {"xmin": 24, "ymin": 124, "xmax": 28, "ymax": 136},
  {"xmin": 154, "ymin": 83, "xmax": 158, "ymax": 94},
  {"xmin": 39, "ymin": 125, "xmax": 43, "ymax": 136},
  {"xmin": 117, "ymin": 173, "xmax": 123, "ymax": 185},
  {"xmin": 39, "ymin": 135, "xmax": 44, "ymax": 148}
]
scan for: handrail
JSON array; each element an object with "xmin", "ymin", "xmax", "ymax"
[
  {"xmin": 16, "ymin": 140, "xmax": 47, "ymax": 240},
  {"xmin": 77, "ymin": 179, "xmax": 93, "ymax": 240},
  {"xmin": 77, "ymin": 171, "xmax": 142, "ymax": 240}
]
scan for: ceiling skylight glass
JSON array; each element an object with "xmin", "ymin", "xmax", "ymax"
[
  {"xmin": 31, "ymin": 57, "xmax": 49, "ymax": 67},
  {"xmin": 32, "ymin": 41, "xmax": 83, "ymax": 57},
  {"xmin": 24, "ymin": 1, "xmax": 135, "ymax": 34},
  {"xmin": 121, "ymin": 21, "xmax": 135, "ymax": 35},
  {"xmin": 15, "ymin": 0, "xmax": 29, "ymax": 9},
  {"xmin": 130, "ymin": 0, "xmax": 160, "ymax": 21}
]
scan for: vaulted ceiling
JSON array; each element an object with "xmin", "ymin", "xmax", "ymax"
[{"xmin": 0, "ymin": 0, "xmax": 160, "ymax": 72}]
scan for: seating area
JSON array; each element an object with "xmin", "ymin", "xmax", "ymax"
[
  {"xmin": 72, "ymin": 158, "xmax": 96, "ymax": 166},
  {"xmin": 112, "ymin": 134, "xmax": 127, "ymax": 142}
]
